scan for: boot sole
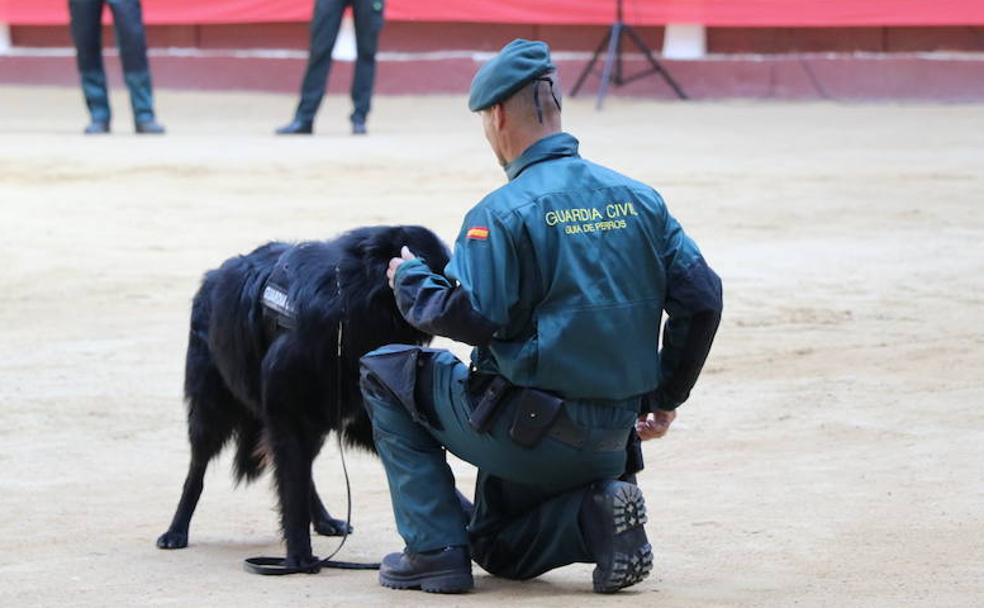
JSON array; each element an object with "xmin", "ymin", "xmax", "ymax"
[
  {"xmin": 593, "ymin": 483, "xmax": 653, "ymax": 593},
  {"xmin": 379, "ymin": 570, "xmax": 474, "ymax": 594}
]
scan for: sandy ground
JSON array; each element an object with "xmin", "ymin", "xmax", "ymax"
[{"xmin": 0, "ymin": 86, "xmax": 982, "ymax": 607}]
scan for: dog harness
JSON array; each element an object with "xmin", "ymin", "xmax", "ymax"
[{"xmin": 260, "ymin": 257, "xmax": 297, "ymax": 336}]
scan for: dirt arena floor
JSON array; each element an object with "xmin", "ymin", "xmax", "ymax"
[{"xmin": 1, "ymin": 86, "xmax": 982, "ymax": 607}]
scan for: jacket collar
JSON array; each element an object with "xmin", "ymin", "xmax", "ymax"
[{"xmin": 504, "ymin": 132, "xmax": 580, "ymax": 181}]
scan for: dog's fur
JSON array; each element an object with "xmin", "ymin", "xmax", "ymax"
[{"xmin": 156, "ymin": 225, "xmax": 450, "ymax": 568}]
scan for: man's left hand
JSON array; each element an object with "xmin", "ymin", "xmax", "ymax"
[
  {"xmin": 636, "ymin": 410, "xmax": 676, "ymax": 441},
  {"xmin": 387, "ymin": 246, "xmax": 417, "ymax": 289}
]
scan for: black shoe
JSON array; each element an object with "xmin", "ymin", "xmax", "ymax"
[
  {"xmin": 351, "ymin": 120, "xmax": 367, "ymax": 135},
  {"xmin": 84, "ymin": 121, "xmax": 110, "ymax": 135},
  {"xmin": 276, "ymin": 119, "xmax": 313, "ymax": 135},
  {"xmin": 135, "ymin": 120, "xmax": 165, "ymax": 135},
  {"xmin": 580, "ymin": 480, "xmax": 653, "ymax": 593},
  {"xmin": 378, "ymin": 546, "xmax": 473, "ymax": 593}
]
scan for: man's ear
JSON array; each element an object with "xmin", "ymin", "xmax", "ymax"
[{"xmin": 492, "ymin": 103, "xmax": 506, "ymax": 130}]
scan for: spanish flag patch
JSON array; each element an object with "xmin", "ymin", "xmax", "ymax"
[{"xmin": 466, "ymin": 226, "xmax": 489, "ymax": 240}]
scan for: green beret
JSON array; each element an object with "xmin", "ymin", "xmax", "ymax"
[{"xmin": 468, "ymin": 39, "xmax": 556, "ymax": 112}]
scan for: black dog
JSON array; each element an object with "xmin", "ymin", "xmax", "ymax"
[{"xmin": 157, "ymin": 225, "xmax": 449, "ymax": 570}]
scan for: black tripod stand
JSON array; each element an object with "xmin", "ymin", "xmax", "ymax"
[{"xmin": 570, "ymin": 0, "xmax": 687, "ymax": 108}]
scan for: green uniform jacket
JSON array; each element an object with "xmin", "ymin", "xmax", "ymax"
[{"xmin": 394, "ymin": 132, "xmax": 722, "ymax": 410}]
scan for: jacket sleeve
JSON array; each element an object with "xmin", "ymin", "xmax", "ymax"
[
  {"xmin": 648, "ymin": 206, "xmax": 724, "ymax": 412},
  {"xmin": 392, "ymin": 260, "xmax": 500, "ymax": 346},
  {"xmin": 392, "ymin": 208, "xmax": 518, "ymax": 346}
]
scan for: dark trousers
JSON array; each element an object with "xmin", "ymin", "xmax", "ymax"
[
  {"xmin": 360, "ymin": 345, "xmax": 639, "ymax": 579},
  {"xmin": 294, "ymin": 0, "xmax": 384, "ymax": 124},
  {"xmin": 68, "ymin": 0, "xmax": 156, "ymax": 124}
]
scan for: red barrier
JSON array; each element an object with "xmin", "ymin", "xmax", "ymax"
[{"xmin": 3, "ymin": 0, "xmax": 984, "ymax": 27}]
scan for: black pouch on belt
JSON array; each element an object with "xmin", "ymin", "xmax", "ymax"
[
  {"xmin": 467, "ymin": 374, "xmax": 513, "ymax": 433},
  {"xmin": 509, "ymin": 388, "xmax": 564, "ymax": 448}
]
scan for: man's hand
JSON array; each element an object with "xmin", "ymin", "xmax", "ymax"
[
  {"xmin": 387, "ymin": 246, "xmax": 417, "ymax": 289},
  {"xmin": 636, "ymin": 410, "xmax": 676, "ymax": 441}
]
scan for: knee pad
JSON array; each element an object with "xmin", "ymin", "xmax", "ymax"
[{"xmin": 359, "ymin": 345, "xmax": 446, "ymax": 430}]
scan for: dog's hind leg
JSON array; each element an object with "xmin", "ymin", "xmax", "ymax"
[
  {"xmin": 310, "ymin": 475, "xmax": 353, "ymax": 537},
  {"xmin": 158, "ymin": 313, "xmax": 240, "ymax": 550},
  {"xmin": 157, "ymin": 392, "xmax": 239, "ymax": 549},
  {"xmin": 157, "ymin": 456, "xmax": 211, "ymax": 549}
]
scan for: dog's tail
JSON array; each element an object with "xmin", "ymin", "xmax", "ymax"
[{"xmin": 233, "ymin": 420, "xmax": 269, "ymax": 485}]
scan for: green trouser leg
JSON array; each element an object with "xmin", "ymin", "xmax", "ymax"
[
  {"xmin": 349, "ymin": 0, "xmax": 383, "ymax": 124},
  {"xmin": 468, "ymin": 471, "xmax": 594, "ymax": 580},
  {"xmin": 294, "ymin": 0, "xmax": 346, "ymax": 123},
  {"xmin": 79, "ymin": 70, "xmax": 111, "ymax": 124},
  {"xmin": 360, "ymin": 345, "xmax": 637, "ymax": 578},
  {"xmin": 122, "ymin": 70, "xmax": 155, "ymax": 123},
  {"xmin": 108, "ymin": 0, "xmax": 156, "ymax": 123},
  {"xmin": 362, "ymin": 353, "xmax": 470, "ymax": 552},
  {"xmin": 69, "ymin": 0, "xmax": 111, "ymax": 124}
]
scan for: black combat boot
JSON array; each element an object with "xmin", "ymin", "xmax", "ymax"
[
  {"xmin": 276, "ymin": 119, "xmax": 314, "ymax": 135},
  {"xmin": 84, "ymin": 121, "xmax": 110, "ymax": 134},
  {"xmin": 135, "ymin": 119, "xmax": 165, "ymax": 134},
  {"xmin": 580, "ymin": 479, "xmax": 653, "ymax": 593},
  {"xmin": 378, "ymin": 545, "xmax": 474, "ymax": 593}
]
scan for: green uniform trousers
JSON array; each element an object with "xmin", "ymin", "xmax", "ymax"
[
  {"xmin": 360, "ymin": 344, "xmax": 640, "ymax": 579},
  {"xmin": 69, "ymin": 0, "xmax": 156, "ymax": 124}
]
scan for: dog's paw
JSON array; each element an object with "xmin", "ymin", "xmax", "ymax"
[
  {"xmin": 287, "ymin": 553, "xmax": 322, "ymax": 574},
  {"xmin": 156, "ymin": 530, "xmax": 189, "ymax": 549},
  {"xmin": 312, "ymin": 517, "xmax": 353, "ymax": 537}
]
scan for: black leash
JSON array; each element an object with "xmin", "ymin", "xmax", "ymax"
[
  {"xmin": 242, "ymin": 428, "xmax": 379, "ymax": 574},
  {"xmin": 243, "ymin": 268, "xmax": 380, "ymax": 575}
]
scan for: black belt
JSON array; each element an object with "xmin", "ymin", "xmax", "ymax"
[
  {"xmin": 468, "ymin": 373, "xmax": 630, "ymax": 453},
  {"xmin": 547, "ymin": 407, "xmax": 629, "ymax": 453}
]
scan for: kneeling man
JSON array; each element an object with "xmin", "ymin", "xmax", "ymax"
[{"xmin": 360, "ymin": 39, "xmax": 723, "ymax": 594}]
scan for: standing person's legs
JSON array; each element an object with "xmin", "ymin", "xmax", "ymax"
[
  {"xmin": 349, "ymin": 0, "xmax": 384, "ymax": 132},
  {"xmin": 68, "ymin": 0, "xmax": 111, "ymax": 129},
  {"xmin": 107, "ymin": 0, "xmax": 160, "ymax": 130},
  {"xmin": 294, "ymin": 0, "xmax": 347, "ymax": 125}
]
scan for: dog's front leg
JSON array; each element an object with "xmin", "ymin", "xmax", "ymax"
[{"xmin": 269, "ymin": 423, "xmax": 321, "ymax": 572}]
